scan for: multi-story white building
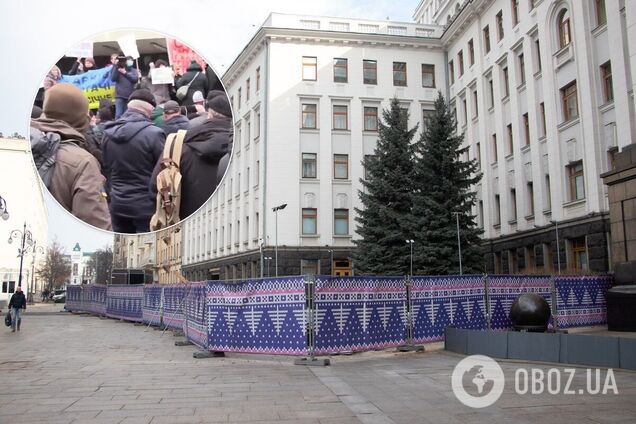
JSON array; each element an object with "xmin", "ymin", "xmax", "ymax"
[
  {"xmin": 182, "ymin": 13, "xmax": 446, "ymax": 280},
  {"xmin": 0, "ymin": 137, "xmax": 48, "ymax": 303},
  {"xmin": 65, "ymin": 243, "xmax": 95, "ymax": 285},
  {"xmin": 182, "ymin": 1, "xmax": 636, "ymax": 279},
  {"xmin": 414, "ymin": 0, "xmax": 636, "ymax": 274}
]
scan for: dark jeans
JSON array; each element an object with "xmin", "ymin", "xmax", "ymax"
[
  {"xmin": 115, "ymin": 97, "xmax": 128, "ymax": 119},
  {"xmin": 111, "ymin": 215, "xmax": 150, "ymax": 233}
]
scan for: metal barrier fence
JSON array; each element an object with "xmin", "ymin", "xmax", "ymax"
[{"xmin": 64, "ymin": 274, "xmax": 612, "ymax": 355}]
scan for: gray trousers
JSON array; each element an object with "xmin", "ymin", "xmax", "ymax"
[{"xmin": 11, "ymin": 307, "xmax": 22, "ymax": 330}]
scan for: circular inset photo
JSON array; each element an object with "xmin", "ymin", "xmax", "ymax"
[{"xmin": 30, "ymin": 29, "xmax": 232, "ymax": 234}]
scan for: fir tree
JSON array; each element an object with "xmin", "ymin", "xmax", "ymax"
[
  {"xmin": 411, "ymin": 92, "xmax": 483, "ymax": 275},
  {"xmin": 354, "ymin": 98, "xmax": 418, "ymax": 275}
]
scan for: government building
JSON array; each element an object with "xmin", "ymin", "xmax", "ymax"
[{"xmin": 176, "ymin": 1, "xmax": 636, "ymax": 280}]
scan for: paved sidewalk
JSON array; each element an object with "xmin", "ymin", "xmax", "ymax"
[{"xmin": 0, "ymin": 311, "xmax": 635, "ymax": 423}]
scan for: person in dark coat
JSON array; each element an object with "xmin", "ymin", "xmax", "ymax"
[
  {"xmin": 102, "ymin": 89, "xmax": 165, "ymax": 233},
  {"xmin": 150, "ymin": 94, "xmax": 231, "ymax": 220},
  {"xmin": 176, "ymin": 60, "xmax": 208, "ymax": 106},
  {"xmin": 111, "ymin": 56, "xmax": 139, "ymax": 119},
  {"xmin": 187, "ymin": 90, "xmax": 227, "ymax": 130},
  {"xmin": 204, "ymin": 63, "xmax": 224, "ymax": 92},
  {"xmin": 8, "ymin": 286, "xmax": 26, "ymax": 332},
  {"xmin": 69, "ymin": 57, "xmax": 95, "ymax": 75},
  {"xmin": 160, "ymin": 101, "xmax": 189, "ymax": 135}
]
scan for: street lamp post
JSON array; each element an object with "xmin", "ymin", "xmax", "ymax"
[
  {"xmin": 0, "ymin": 195, "xmax": 10, "ymax": 220},
  {"xmin": 272, "ymin": 203, "xmax": 287, "ymax": 277},
  {"xmin": 452, "ymin": 212, "xmax": 463, "ymax": 275},
  {"xmin": 405, "ymin": 240, "xmax": 414, "ymax": 277},
  {"xmin": 8, "ymin": 222, "xmax": 35, "ymax": 291},
  {"xmin": 29, "ymin": 240, "xmax": 45, "ymax": 304}
]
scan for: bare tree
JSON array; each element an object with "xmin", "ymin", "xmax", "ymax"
[
  {"xmin": 37, "ymin": 240, "xmax": 71, "ymax": 291},
  {"xmin": 86, "ymin": 246, "xmax": 113, "ymax": 284}
]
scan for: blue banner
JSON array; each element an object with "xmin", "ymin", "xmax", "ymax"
[{"xmin": 59, "ymin": 66, "xmax": 115, "ymax": 109}]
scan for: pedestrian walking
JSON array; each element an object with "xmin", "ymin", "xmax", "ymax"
[{"xmin": 8, "ymin": 286, "xmax": 26, "ymax": 332}]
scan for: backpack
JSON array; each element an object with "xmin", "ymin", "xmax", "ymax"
[{"xmin": 150, "ymin": 130, "xmax": 187, "ymax": 231}]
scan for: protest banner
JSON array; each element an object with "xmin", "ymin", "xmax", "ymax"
[
  {"xmin": 166, "ymin": 38, "xmax": 206, "ymax": 76},
  {"xmin": 151, "ymin": 67, "xmax": 174, "ymax": 85},
  {"xmin": 66, "ymin": 41, "xmax": 93, "ymax": 59},
  {"xmin": 117, "ymin": 33, "xmax": 140, "ymax": 59},
  {"xmin": 59, "ymin": 66, "xmax": 115, "ymax": 109}
]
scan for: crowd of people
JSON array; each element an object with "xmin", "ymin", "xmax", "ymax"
[{"xmin": 30, "ymin": 55, "xmax": 232, "ymax": 233}]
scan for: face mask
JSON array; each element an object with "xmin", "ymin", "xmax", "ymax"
[{"xmin": 126, "ymin": 60, "xmax": 134, "ymax": 67}]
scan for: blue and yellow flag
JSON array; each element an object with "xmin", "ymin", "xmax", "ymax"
[{"xmin": 59, "ymin": 66, "xmax": 115, "ymax": 109}]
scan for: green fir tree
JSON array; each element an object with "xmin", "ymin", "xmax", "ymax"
[
  {"xmin": 354, "ymin": 98, "xmax": 418, "ymax": 275},
  {"xmin": 411, "ymin": 92, "xmax": 483, "ymax": 275}
]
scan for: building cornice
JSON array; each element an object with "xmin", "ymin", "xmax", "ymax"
[{"xmin": 440, "ymin": 0, "xmax": 495, "ymax": 47}]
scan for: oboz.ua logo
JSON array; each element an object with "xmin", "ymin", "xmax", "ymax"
[{"xmin": 451, "ymin": 355, "xmax": 505, "ymax": 408}]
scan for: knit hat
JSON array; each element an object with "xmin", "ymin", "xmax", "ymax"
[
  {"xmin": 97, "ymin": 106, "xmax": 113, "ymax": 122},
  {"xmin": 128, "ymin": 89, "xmax": 156, "ymax": 107},
  {"xmin": 206, "ymin": 90, "xmax": 226, "ymax": 104},
  {"xmin": 207, "ymin": 95, "xmax": 231, "ymax": 117},
  {"xmin": 163, "ymin": 100, "xmax": 180, "ymax": 114},
  {"xmin": 192, "ymin": 91, "xmax": 204, "ymax": 104},
  {"xmin": 42, "ymin": 83, "xmax": 90, "ymax": 132}
]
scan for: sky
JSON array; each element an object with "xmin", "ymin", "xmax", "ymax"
[{"xmin": 0, "ymin": 0, "xmax": 420, "ymax": 250}]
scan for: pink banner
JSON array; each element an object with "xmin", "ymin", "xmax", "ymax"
[{"xmin": 166, "ymin": 38, "xmax": 206, "ymax": 76}]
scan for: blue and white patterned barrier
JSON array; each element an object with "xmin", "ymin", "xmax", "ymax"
[
  {"xmin": 314, "ymin": 276, "xmax": 406, "ymax": 354},
  {"xmin": 184, "ymin": 282, "xmax": 207, "ymax": 349},
  {"xmin": 488, "ymin": 275, "xmax": 552, "ymax": 331},
  {"xmin": 555, "ymin": 275, "xmax": 612, "ymax": 328},
  {"xmin": 83, "ymin": 284, "xmax": 107, "ymax": 315},
  {"xmin": 65, "ymin": 285, "xmax": 83, "ymax": 311},
  {"xmin": 206, "ymin": 277, "xmax": 307, "ymax": 355},
  {"xmin": 162, "ymin": 285, "xmax": 186, "ymax": 330},
  {"xmin": 412, "ymin": 275, "xmax": 487, "ymax": 343},
  {"xmin": 106, "ymin": 285, "xmax": 143, "ymax": 322},
  {"xmin": 142, "ymin": 285, "xmax": 164, "ymax": 326}
]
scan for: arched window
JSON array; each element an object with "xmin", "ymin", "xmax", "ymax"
[{"xmin": 557, "ymin": 9, "xmax": 571, "ymax": 49}]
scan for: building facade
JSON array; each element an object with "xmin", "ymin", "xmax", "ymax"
[
  {"xmin": 181, "ymin": 13, "xmax": 446, "ymax": 280},
  {"xmin": 414, "ymin": 0, "xmax": 636, "ymax": 274},
  {"xmin": 112, "ymin": 233, "xmax": 157, "ymax": 283},
  {"xmin": 66, "ymin": 243, "xmax": 95, "ymax": 285},
  {"xmin": 155, "ymin": 224, "xmax": 183, "ymax": 284},
  {"xmin": 0, "ymin": 137, "xmax": 48, "ymax": 303}
]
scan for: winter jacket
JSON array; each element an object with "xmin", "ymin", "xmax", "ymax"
[
  {"xmin": 9, "ymin": 291, "xmax": 26, "ymax": 309},
  {"xmin": 160, "ymin": 115, "xmax": 189, "ymax": 136},
  {"xmin": 102, "ymin": 109, "xmax": 166, "ymax": 221},
  {"xmin": 205, "ymin": 65, "xmax": 224, "ymax": 92},
  {"xmin": 150, "ymin": 116, "xmax": 231, "ymax": 219},
  {"xmin": 110, "ymin": 65, "xmax": 139, "ymax": 100},
  {"xmin": 176, "ymin": 62, "xmax": 208, "ymax": 106},
  {"xmin": 69, "ymin": 61, "xmax": 86, "ymax": 75},
  {"xmin": 30, "ymin": 118, "xmax": 112, "ymax": 230}
]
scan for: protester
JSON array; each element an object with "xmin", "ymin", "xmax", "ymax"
[
  {"xmin": 111, "ymin": 55, "xmax": 139, "ymax": 119},
  {"xmin": 8, "ymin": 286, "xmax": 26, "ymax": 332},
  {"xmin": 102, "ymin": 89, "xmax": 165, "ymax": 233},
  {"xmin": 148, "ymin": 59, "xmax": 172, "ymax": 105},
  {"xmin": 192, "ymin": 91, "xmax": 207, "ymax": 116},
  {"xmin": 160, "ymin": 101, "xmax": 189, "ymax": 135},
  {"xmin": 89, "ymin": 99, "xmax": 114, "ymax": 142},
  {"xmin": 187, "ymin": 90, "xmax": 227, "ymax": 129},
  {"xmin": 69, "ymin": 57, "xmax": 95, "ymax": 75},
  {"xmin": 176, "ymin": 60, "xmax": 208, "ymax": 106},
  {"xmin": 30, "ymin": 83, "xmax": 112, "ymax": 230},
  {"xmin": 151, "ymin": 93, "xmax": 231, "ymax": 219},
  {"xmin": 43, "ymin": 65, "xmax": 62, "ymax": 90},
  {"xmin": 204, "ymin": 62, "xmax": 224, "ymax": 92}
]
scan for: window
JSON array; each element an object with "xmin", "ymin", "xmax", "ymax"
[
  {"xmin": 393, "ymin": 62, "xmax": 407, "ymax": 86},
  {"xmin": 230, "ymin": 96, "xmax": 234, "ymax": 111},
  {"xmin": 422, "ymin": 109, "xmax": 435, "ymax": 132},
  {"xmin": 462, "ymin": 98, "xmax": 468, "ymax": 125},
  {"xmin": 502, "ymin": 66, "xmax": 510, "ymax": 98},
  {"xmin": 238, "ymin": 87, "xmax": 242, "ymax": 109},
  {"xmin": 468, "ymin": 39, "xmax": 475, "ymax": 66},
  {"xmin": 534, "ymin": 39, "xmax": 542, "ymax": 72},
  {"xmin": 558, "ymin": 10, "xmax": 571, "ymax": 49},
  {"xmin": 527, "ymin": 182, "xmax": 535, "ymax": 216},
  {"xmin": 545, "ymin": 174, "xmax": 552, "ymax": 211},
  {"xmin": 302, "ymin": 56, "xmax": 317, "ymax": 80},
  {"xmin": 334, "ymin": 58, "xmax": 348, "ymax": 83},
  {"xmin": 601, "ymin": 61, "xmax": 613, "ymax": 103},
  {"xmin": 421, "ymin": 64, "xmax": 435, "ymax": 88},
  {"xmin": 561, "ymin": 81, "xmax": 578, "ymax": 121},
  {"xmin": 570, "ymin": 237, "xmax": 588, "ymax": 270},
  {"xmin": 478, "ymin": 201, "xmax": 484, "ymax": 228},
  {"xmin": 334, "ymin": 154, "xmax": 349, "ymax": 179},
  {"xmin": 492, "ymin": 134, "xmax": 498, "ymax": 163},
  {"xmin": 333, "ymin": 105, "xmax": 348, "ymax": 130},
  {"xmin": 507, "ymin": 124, "xmax": 514, "ymax": 155},
  {"xmin": 302, "ymin": 153, "xmax": 317, "ymax": 178},
  {"xmin": 476, "ymin": 142, "xmax": 481, "ymax": 167},
  {"xmin": 511, "ymin": 0, "xmax": 519, "ymax": 26},
  {"xmin": 364, "ymin": 106, "xmax": 378, "ymax": 131},
  {"xmin": 301, "ymin": 104, "xmax": 317, "ymax": 129},
  {"xmin": 302, "ymin": 208, "xmax": 317, "ymax": 235},
  {"xmin": 494, "ymin": 194, "xmax": 501, "ymax": 226},
  {"xmin": 246, "ymin": 78, "xmax": 250, "ymax": 101},
  {"xmin": 518, "ymin": 53, "xmax": 526, "ymax": 85},
  {"xmin": 256, "ymin": 67, "xmax": 260, "ymax": 91},
  {"xmin": 539, "ymin": 102, "xmax": 546, "ymax": 137},
  {"xmin": 483, "ymin": 25, "xmax": 491, "ymax": 53},
  {"xmin": 595, "ymin": 0, "xmax": 607, "ymax": 26},
  {"xmin": 364, "ymin": 155, "xmax": 375, "ymax": 180},
  {"xmin": 255, "ymin": 110, "xmax": 261, "ymax": 139},
  {"xmin": 488, "ymin": 78, "xmax": 494, "ymax": 109},
  {"xmin": 568, "ymin": 162, "xmax": 585, "ymax": 201},
  {"xmin": 363, "ymin": 60, "xmax": 377, "ymax": 84},
  {"xmin": 334, "ymin": 209, "xmax": 349, "ymax": 235},
  {"xmin": 473, "ymin": 90, "xmax": 478, "ymax": 118},
  {"xmin": 496, "ymin": 10, "xmax": 504, "ymax": 41},
  {"xmin": 510, "ymin": 189, "xmax": 517, "ymax": 222},
  {"xmin": 255, "ymin": 160, "xmax": 260, "ymax": 185},
  {"xmin": 449, "ymin": 60, "xmax": 455, "ymax": 84},
  {"xmin": 301, "ymin": 260, "xmax": 319, "ymax": 276},
  {"xmin": 458, "ymin": 50, "xmax": 464, "ymax": 76},
  {"xmin": 523, "ymin": 113, "xmax": 530, "ymax": 146}
]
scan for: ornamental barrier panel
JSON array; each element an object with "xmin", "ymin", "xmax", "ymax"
[{"xmin": 63, "ymin": 274, "xmax": 614, "ymax": 355}]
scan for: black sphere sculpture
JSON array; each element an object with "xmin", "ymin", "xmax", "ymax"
[{"xmin": 510, "ymin": 293, "xmax": 551, "ymax": 332}]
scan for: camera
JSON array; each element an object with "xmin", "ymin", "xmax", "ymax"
[{"xmin": 116, "ymin": 55, "xmax": 127, "ymax": 68}]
